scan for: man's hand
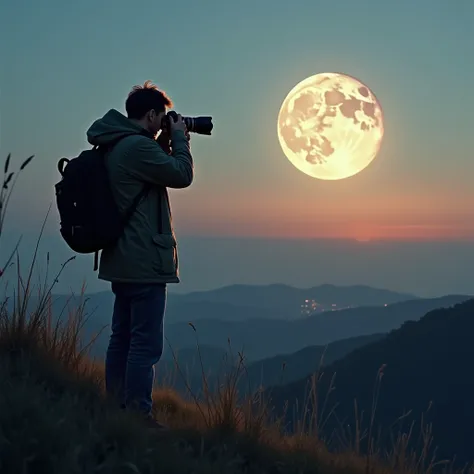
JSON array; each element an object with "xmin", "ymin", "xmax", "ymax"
[{"xmin": 170, "ymin": 113, "xmax": 187, "ymax": 134}]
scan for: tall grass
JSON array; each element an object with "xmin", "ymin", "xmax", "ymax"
[
  {"xmin": 0, "ymin": 154, "xmax": 97, "ymax": 372},
  {"xmin": 164, "ymin": 327, "xmax": 279, "ymax": 442},
  {"xmin": 162, "ymin": 323, "xmax": 474, "ymax": 474},
  {"xmin": 0, "ymin": 152, "xmax": 472, "ymax": 473}
]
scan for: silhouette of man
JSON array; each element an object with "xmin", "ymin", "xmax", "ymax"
[{"xmin": 86, "ymin": 81, "xmax": 193, "ymax": 419}]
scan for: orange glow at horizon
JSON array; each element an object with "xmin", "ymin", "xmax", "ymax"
[
  {"xmin": 177, "ymin": 218, "xmax": 474, "ymax": 242},
  {"xmin": 172, "ymin": 187, "xmax": 474, "ymax": 242}
]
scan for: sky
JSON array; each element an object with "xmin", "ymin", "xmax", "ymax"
[{"xmin": 1, "ymin": 0, "xmax": 474, "ymax": 296}]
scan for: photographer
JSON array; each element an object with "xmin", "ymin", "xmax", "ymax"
[{"xmin": 86, "ymin": 80, "xmax": 194, "ymax": 425}]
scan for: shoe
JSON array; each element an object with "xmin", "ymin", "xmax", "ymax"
[{"xmin": 144, "ymin": 415, "xmax": 169, "ymax": 432}]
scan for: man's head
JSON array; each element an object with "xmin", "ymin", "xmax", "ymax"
[{"xmin": 126, "ymin": 80, "xmax": 173, "ymax": 136}]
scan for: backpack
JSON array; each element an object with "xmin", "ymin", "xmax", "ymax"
[{"xmin": 55, "ymin": 135, "xmax": 150, "ymax": 271}]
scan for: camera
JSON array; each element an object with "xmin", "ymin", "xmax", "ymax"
[{"xmin": 162, "ymin": 111, "xmax": 213, "ymax": 136}]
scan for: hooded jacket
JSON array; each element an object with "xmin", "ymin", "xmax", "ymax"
[{"xmin": 86, "ymin": 109, "xmax": 193, "ymax": 284}]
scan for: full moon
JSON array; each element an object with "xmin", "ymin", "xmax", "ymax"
[{"xmin": 277, "ymin": 72, "xmax": 384, "ymax": 180}]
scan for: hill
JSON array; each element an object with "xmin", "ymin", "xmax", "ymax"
[
  {"xmin": 157, "ymin": 334, "xmax": 386, "ymax": 396},
  {"xmin": 244, "ymin": 333, "xmax": 386, "ymax": 389},
  {"xmin": 163, "ymin": 295, "xmax": 470, "ymax": 360},
  {"xmin": 268, "ymin": 298, "xmax": 474, "ymax": 465}
]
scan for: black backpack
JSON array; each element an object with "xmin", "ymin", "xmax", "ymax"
[{"xmin": 55, "ymin": 135, "xmax": 149, "ymax": 270}]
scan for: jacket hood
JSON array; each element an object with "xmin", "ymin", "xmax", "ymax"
[{"xmin": 87, "ymin": 109, "xmax": 152, "ymax": 147}]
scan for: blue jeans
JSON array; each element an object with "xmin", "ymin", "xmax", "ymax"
[{"xmin": 105, "ymin": 282, "xmax": 166, "ymax": 415}]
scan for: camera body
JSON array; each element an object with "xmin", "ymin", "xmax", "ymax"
[{"xmin": 162, "ymin": 111, "xmax": 213, "ymax": 136}]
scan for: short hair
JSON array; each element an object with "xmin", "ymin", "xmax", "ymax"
[{"xmin": 125, "ymin": 80, "xmax": 173, "ymax": 119}]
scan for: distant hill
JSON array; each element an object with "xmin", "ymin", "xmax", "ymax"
[
  {"xmin": 268, "ymin": 298, "xmax": 474, "ymax": 465},
  {"xmin": 164, "ymin": 295, "xmax": 470, "ymax": 360},
  {"xmin": 244, "ymin": 333, "xmax": 386, "ymax": 388},
  {"xmin": 157, "ymin": 333, "xmax": 386, "ymax": 396},
  {"xmin": 168, "ymin": 283, "xmax": 418, "ymax": 320}
]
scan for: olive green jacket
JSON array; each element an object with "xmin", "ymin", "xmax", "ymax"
[{"xmin": 86, "ymin": 109, "xmax": 193, "ymax": 284}]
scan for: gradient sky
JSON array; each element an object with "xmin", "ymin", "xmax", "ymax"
[
  {"xmin": 1, "ymin": 0, "xmax": 473, "ymax": 241},
  {"xmin": 1, "ymin": 0, "xmax": 474, "ymax": 296}
]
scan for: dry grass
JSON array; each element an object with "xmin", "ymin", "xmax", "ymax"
[{"xmin": 0, "ymin": 153, "xmax": 472, "ymax": 474}]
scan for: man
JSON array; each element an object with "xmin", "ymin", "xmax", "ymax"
[{"xmin": 86, "ymin": 81, "xmax": 193, "ymax": 419}]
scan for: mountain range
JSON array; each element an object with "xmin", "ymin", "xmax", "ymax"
[
  {"xmin": 12, "ymin": 280, "xmax": 474, "ymax": 463},
  {"xmin": 166, "ymin": 283, "xmax": 417, "ymax": 320}
]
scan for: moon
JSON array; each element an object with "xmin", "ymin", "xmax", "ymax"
[{"xmin": 277, "ymin": 72, "xmax": 384, "ymax": 180}]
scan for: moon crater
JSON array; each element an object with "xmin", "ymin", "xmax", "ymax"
[{"xmin": 277, "ymin": 73, "xmax": 384, "ymax": 180}]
